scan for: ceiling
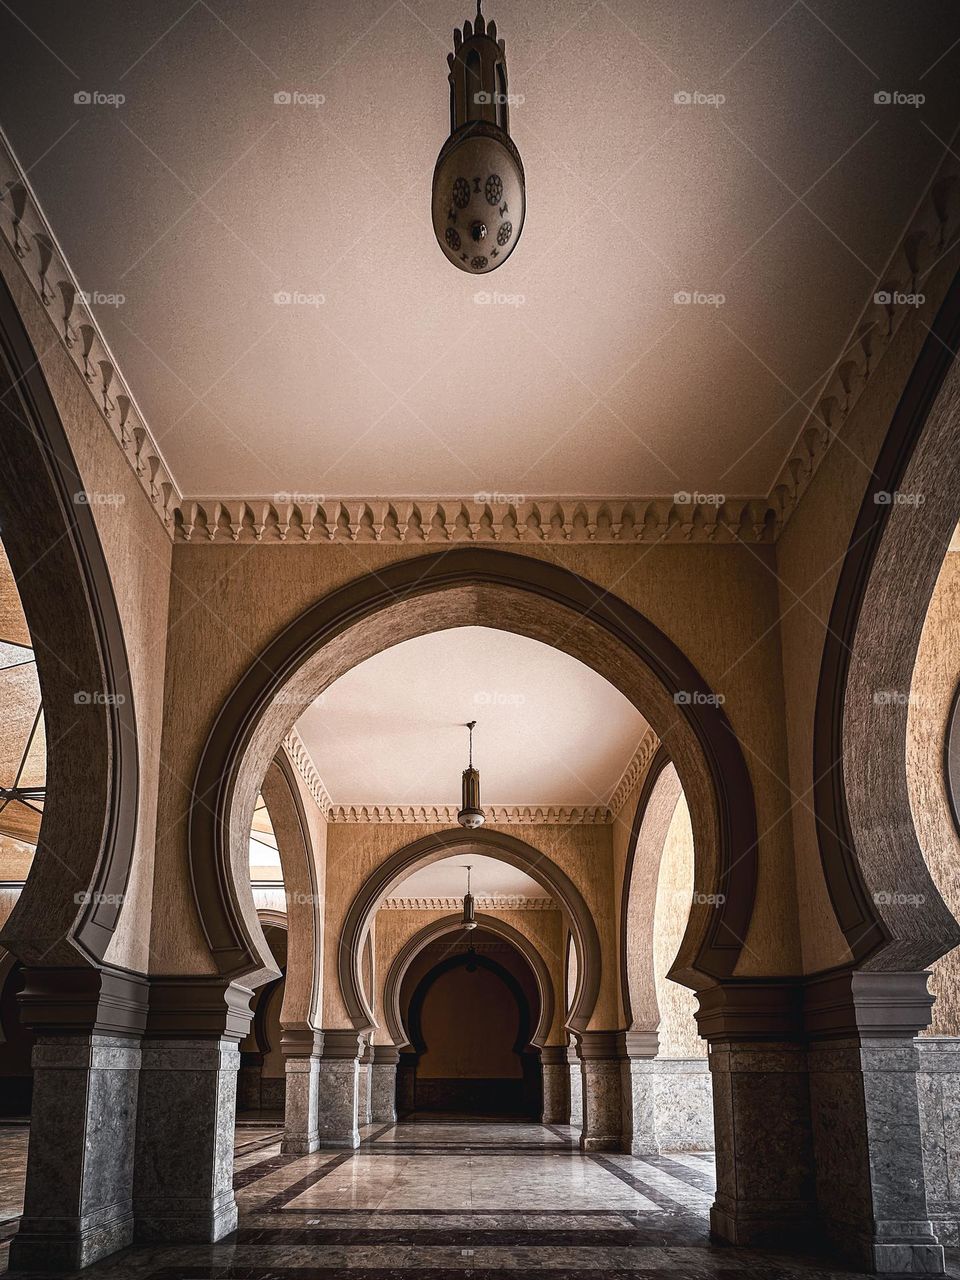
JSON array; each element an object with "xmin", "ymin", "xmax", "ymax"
[
  {"xmin": 2, "ymin": 2, "xmax": 958, "ymax": 500},
  {"xmin": 387, "ymin": 853, "xmax": 547, "ymax": 900},
  {"xmin": 295, "ymin": 625, "xmax": 647, "ymax": 806}
]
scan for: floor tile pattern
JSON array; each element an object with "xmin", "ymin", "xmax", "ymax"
[{"xmin": 1, "ymin": 1118, "xmax": 960, "ymax": 1278}]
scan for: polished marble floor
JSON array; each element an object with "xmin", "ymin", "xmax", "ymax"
[{"xmin": 2, "ymin": 1118, "xmax": 960, "ymax": 1278}]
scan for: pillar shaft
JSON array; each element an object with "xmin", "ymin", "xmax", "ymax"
[
  {"xmin": 281, "ymin": 1028, "xmax": 323, "ymax": 1154},
  {"xmin": 370, "ymin": 1045, "xmax": 400, "ymax": 1123},
  {"xmin": 577, "ymin": 1032, "xmax": 622, "ymax": 1151},
  {"xmin": 916, "ymin": 1036, "xmax": 960, "ymax": 1246},
  {"xmin": 318, "ymin": 1029, "xmax": 363, "ymax": 1147},
  {"xmin": 8, "ymin": 967, "xmax": 147, "ymax": 1273},
  {"xmin": 567, "ymin": 1043, "xmax": 583, "ymax": 1128},
  {"xmin": 540, "ymin": 1045, "xmax": 569, "ymax": 1124},
  {"xmin": 133, "ymin": 979, "xmax": 253, "ymax": 1245}
]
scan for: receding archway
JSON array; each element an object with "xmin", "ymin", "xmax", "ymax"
[
  {"xmin": 340, "ymin": 829, "xmax": 597, "ymax": 1034},
  {"xmin": 382, "ymin": 912, "xmax": 556, "ymax": 1050},
  {"xmin": 189, "ymin": 549, "xmax": 761, "ymax": 997}
]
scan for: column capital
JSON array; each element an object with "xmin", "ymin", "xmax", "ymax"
[
  {"xmin": 804, "ymin": 970, "xmax": 934, "ymax": 1041},
  {"xmin": 281, "ymin": 1026, "xmax": 323, "ymax": 1058},
  {"xmin": 144, "ymin": 977, "xmax": 254, "ymax": 1042},
  {"xmin": 372, "ymin": 1044, "xmax": 401, "ymax": 1065},
  {"xmin": 576, "ymin": 1030, "xmax": 621, "ymax": 1061},
  {"xmin": 695, "ymin": 979, "xmax": 802, "ymax": 1043},
  {"xmin": 17, "ymin": 965, "xmax": 149, "ymax": 1037},
  {"xmin": 615, "ymin": 1029, "xmax": 659, "ymax": 1059},
  {"xmin": 539, "ymin": 1044, "xmax": 568, "ymax": 1065},
  {"xmin": 321, "ymin": 1028, "xmax": 364, "ymax": 1059}
]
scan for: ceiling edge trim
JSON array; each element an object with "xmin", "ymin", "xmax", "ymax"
[{"xmin": 0, "ymin": 126, "xmax": 182, "ymax": 533}]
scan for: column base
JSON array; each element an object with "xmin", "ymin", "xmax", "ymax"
[{"xmin": 9, "ymin": 1212, "xmax": 135, "ymax": 1273}]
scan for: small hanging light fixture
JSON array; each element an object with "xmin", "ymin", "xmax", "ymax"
[
  {"xmin": 431, "ymin": 0, "xmax": 525, "ymax": 273},
  {"xmin": 461, "ymin": 864, "xmax": 478, "ymax": 930},
  {"xmin": 457, "ymin": 719, "xmax": 484, "ymax": 829}
]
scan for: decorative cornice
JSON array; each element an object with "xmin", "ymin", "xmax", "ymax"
[
  {"xmin": 2, "ymin": 131, "xmax": 957, "ymax": 546},
  {"xmin": 606, "ymin": 728, "xmax": 660, "ymax": 816},
  {"xmin": 281, "ymin": 727, "xmax": 333, "ymax": 818},
  {"xmin": 0, "ymin": 127, "xmax": 181, "ymax": 531},
  {"xmin": 280, "ymin": 731, "xmax": 659, "ymax": 825},
  {"xmin": 328, "ymin": 801, "xmax": 611, "ymax": 824},
  {"xmin": 173, "ymin": 495, "xmax": 778, "ymax": 544},
  {"xmin": 380, "ymin": 895, "xmax": 557, "ymax": 911}
]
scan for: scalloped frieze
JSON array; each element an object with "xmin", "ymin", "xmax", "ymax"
[
  {"xmin": 0, "ymin": 129, "xmax": 180, "ymax": 529},
  {"xmin": 379, "ymin": 895, "xmax": 557, "ymax": 911}
]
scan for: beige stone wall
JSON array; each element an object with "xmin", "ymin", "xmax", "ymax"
[
  {"xmin": 371, "ymin": 905, "xmax": 566, "ymax": 1045},
  {"xmin": 0, "ymin": 240, "xmax": 173, "ymax": 975},
  {"xmin": 323, "ymin": 821, "xmax": 613, "ymax": 1029},
  {"xmin": 909, "ymin": 551, "xmax": 960, "ymax": 1034},
  {"xmin": 774, "ymin": 252, "xmax": 960, "ymax": 974},
  {"xmin": 151, "ymin": 533, "xmax": 799, "ymax": 981},
  {"xmin": 653, "ymin": 796, "xmax": 706, "ymax": 1059}
]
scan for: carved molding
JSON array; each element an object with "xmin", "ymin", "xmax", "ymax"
[
  {"xmin": 279, "ymin": 729, "xmax": 659, "ymax": 825},
  {"xmin": 173, "ymin": 495, "xmax": 779, "ymax": 544},
  {"xmin": 606, "ymin": 728, "xmax": 660, "ymax": 816},
  {"xmin": 0, "ymin": 127, "xmax": 181, "ymax": 530},
  {"xmin": 281, "ymin": 727, "xmax": 333, "ymax": 818},
  {"xmin": 379, "ymin": 895, "xmax": 557, "ymax": 911},
  {"xmin": 2, "ymin": 129, "xmax": 957, "ymax": 546}
]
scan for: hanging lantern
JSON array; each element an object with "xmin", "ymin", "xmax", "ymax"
[
  {"xmin": 432, "ymin": 1, "xmax": 525, "ymax": 273},
  {"xmin": 461, "ymin": 864, "xmax": 478, "ymax": 930},
  {"xmin": 457, "ymin": 719, "xmax": 484, "ymax": 829}
]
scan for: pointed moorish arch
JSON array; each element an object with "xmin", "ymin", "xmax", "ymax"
[
  {"xmin": 619, "ymin": 744, "xmax": 682, "ymax": 1033},
  {"xmin": 380, "ymin": 912, "xmax": 556, "ymax": 1050},
  {"xmin": 188, "ymin": 547, "xmax": 761, "ymax": 994},
  {"xmin": 342, "ymin": 830, "xmax": 593, "ymax": 1033},
  {"xmin": 0, "ymin": 273, "xmax": 138, "ymax": 970},
  {"xmin": 814, "ymin": 267, "xmax": 960, "ymax": 972}
]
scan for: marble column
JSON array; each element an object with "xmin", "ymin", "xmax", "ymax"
[
  {"xmin": 578, "ymin": 1032, "xmax": 622, "ymax": 1151},
  {"xmin": 540, "ymin": 1045, "xmax": 570, "ymax": 1123},
  {"xmin": 318, "ymin": 1029, "xmax": 362, "ymax": 1148},
  {"xmin": 697, "ymin": 981, "xmax": 816, "ymax": 1249},
  {"xmin": 567, "ymin": 1042, "xmax": 583, "ymax": 1128},
  {"xmin": 618, "ymin": 1030, "xmax": 658, "ymax": 1155},
  {"xmin": 916, "ymin": 1036, "xmax": 960, "ymax": 1246},
  {"xmin": 357, "ymin": 1042, "xmax": 373, "ymax": 1128},
  {"xmin": 133, "ymin": 978, "xmax": 253, "ymax": 1245},
  {"xmin": 281, "ymin": 1027, "xmax": 322, "ymax": 1154},
  {"xmin": 8, "ymin": 967, "xmax": 147, "ymax": 1272},
  {"xmin": 370, "ymin": 1045, "xmax": 400, "ymax": 1123},
  {"xmin": 805, "ymin": 971, "xmax": 944, "ymax": 1274}
]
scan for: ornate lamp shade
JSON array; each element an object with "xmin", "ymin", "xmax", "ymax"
[
  {"xmin": 456, "ymin": 720, "xmax": 485, "ymax": 828},
  {"xmin": 0, "ymin": 545, "xmax": 44, "ymax": 846},
  {"xmin": 432, "ymin": 3, "xmax": 525, "ymax": 273}
]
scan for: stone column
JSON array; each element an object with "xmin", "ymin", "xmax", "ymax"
[
  {"xmin": 133, "ymin": 978, "xmax": 253, "ymax": 1245},
  {"xmin": 697, "ymin": 981, "xmax": 816, "ymax": 1249},
  {"xmin": 916, "ymin": 1036, "xmax": 960, "ymax": 1246},
  {"xmin": 9, "ymin": 967, "xmax": 147, "ymax": 1272},
  {"xmin": 578, "ymin": 1031, "xmax": 622, "ymax": 1151},
  {"xmin": 281, "ymin": 1027, "xmax": 322, "ymax": 1154},
  {"xmin": 370, "ymin": 1045, "xmax": 400, "ymax": 1123},
  {"xmin": 617, "ymin": 1030, "xmax": 658, "ymax": 1155},
  {"xmin": 540, "ymin": 1045, "xmax": 570, "ymax": 1123},
  {"xmin": 318, "ymin": 1029, "xmax": 362, "ymax": 1148},
  {"xmin": 805, "ymin": 971, "xmax": 944, "ymax": 1274},
  {"xmin": 357, "ymin": 1042, "xmax": 373, "ymax": 1128},
  {"xmin": 567, "ymin": 1042, "xmax": 583, "ymax": 1128}
]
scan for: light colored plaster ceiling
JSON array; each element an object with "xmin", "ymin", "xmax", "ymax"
[
  {"xmin": 387, "ymin": 853, "xmax": 546, "ymax": 900},
  {"xmin": 295, "ymin": 625, "xmax": 647, "ymax": 806},
  {"xmin": 2, "ymin": 3, "xmax": 958, "ymax": 501}
]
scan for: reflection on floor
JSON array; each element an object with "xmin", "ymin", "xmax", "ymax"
[{"xmin": 2, "ymin": 1118, "xmax": 960, "ymax": 1277}]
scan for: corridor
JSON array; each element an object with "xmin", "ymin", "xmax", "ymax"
[{"xmin": 4, "ymin": 1120, "xmax": 959, "ymax": 1279}]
